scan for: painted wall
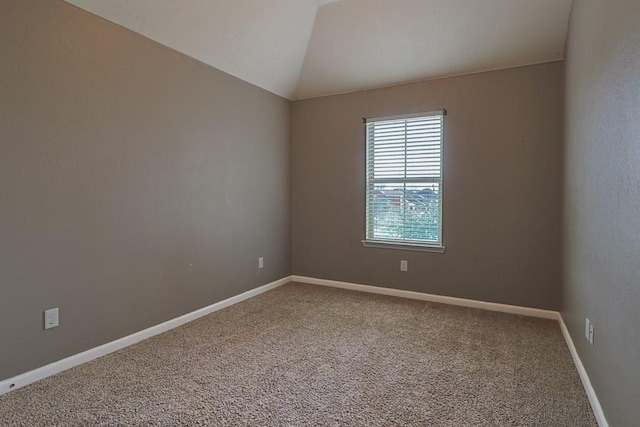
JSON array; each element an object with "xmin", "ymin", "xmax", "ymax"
[
  {"xmin": 563, "ymin": 0, "xmax": 640, "ymax": 425},
  {"xmin": 292, "ymin": 62, "xmax": 564, "ymax": 310},
  {"xmin": 0, "ymin": 0, "xmax": 291, "ymax": 380}
]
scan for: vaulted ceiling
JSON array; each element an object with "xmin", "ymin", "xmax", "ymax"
[{"xmin": 64, "ymin": 0, "xmax": 572, "ymax": 100}]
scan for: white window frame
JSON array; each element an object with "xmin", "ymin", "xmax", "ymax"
[{"xmin": 362, "ymin": 110, "xmax": 446, "ymax": 253}]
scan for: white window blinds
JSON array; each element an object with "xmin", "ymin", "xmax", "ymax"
[{"xmin": 365, "ymin": 111, "xmax": 445, "ymax": 247}]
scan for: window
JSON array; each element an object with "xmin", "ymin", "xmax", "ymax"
[{"xmin": 363, "ymin": 111, "xmax": 445, "ymax": 252}]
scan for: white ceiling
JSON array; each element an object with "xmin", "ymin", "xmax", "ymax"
[
  {"xmin": 64, "ymin": 0, "xmax": 572, "ymax": 100},
  {"xmin": 297, "ymin": 0, "xmax": 573, "ymax": 99}
]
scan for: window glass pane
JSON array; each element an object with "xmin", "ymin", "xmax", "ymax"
[{"xmin": 369, "ymin": 183, "xmax": 441, "ymax": 243}]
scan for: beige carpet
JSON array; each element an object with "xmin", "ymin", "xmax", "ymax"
[{"xmin": 0, "ymin": 283, "xmax": 596, "ymax": 426}]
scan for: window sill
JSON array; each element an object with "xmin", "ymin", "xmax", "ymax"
[{"xmin": 361, "ymin": 240, "xmax": 446, "ymax": 253}]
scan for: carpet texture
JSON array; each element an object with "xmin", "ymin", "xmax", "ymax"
[{"xmin": 0, "ymin": 283, "xmax": 596, "ymax": 426}]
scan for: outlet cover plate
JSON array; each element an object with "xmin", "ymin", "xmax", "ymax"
[
  {"xmin": 44, "ymin": 308, "xmax": 59, "ymax": 330},
  {"xmin": 585, "ymin": 318, "xmax": 590, "ymax": 341}
]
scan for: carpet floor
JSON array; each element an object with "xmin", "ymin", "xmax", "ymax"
[{"xmin": 0, "ymin": 283, "xmax": 596, "ymax": 426}]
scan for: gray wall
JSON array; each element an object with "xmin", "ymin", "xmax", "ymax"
[
  {"xmin": 292, "ymin": 62, "xmax": 564, "ymax": 310},
  {"xmin": 563, "ymin": 0, "xmax": 640, "ymax": 425},
  {"xmin": 0, "ymin": 0, "xmax": 291, "ymax": 380}
]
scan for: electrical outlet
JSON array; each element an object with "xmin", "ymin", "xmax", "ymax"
[
  {"xmin": 258, "ymin": 257, "xmax": 264, "ymax": 269},
  {"xmin": 44, "ymin": 308, "xmax": 59, "ymax": 330},
  {"xmin": 585, "ymin": 318, "xmax": 594, "ymax": 346},
  {"xmin": 400, "ymin": 260, "xmax": 408, "ymax": 272},
  {"xmin": 585, "ymin": 318, "xmax": 590, "ymax": 341}
]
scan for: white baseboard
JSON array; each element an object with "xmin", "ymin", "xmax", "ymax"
[
  {"xmin": 558, "ymin": 316, "xmax": 609, "ymax": 427},
  {"xmin": 292, "ymin": 275, "xmax": 559, "ymax": 319},
  {"xmin": 0, "ymin": 276, "xmax": 292, "ymax": 396}
]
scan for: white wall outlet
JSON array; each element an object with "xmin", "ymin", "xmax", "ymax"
[
  {"xmin": 585, "ymin": 318, "xmax": 594, "ymax": 346},
  {"xmin": 400, "ymin": 260, "xmax": 408, "ymax": 272},
  {"xmin": 258, "ymin": 257, "xmax": 264, "ymax": 269},
  {"xmin": 44, "ymin": 308, "xmax": 59, "ymax": 330},
  {"xmin": 585, "ymin": 318, "xmax": 590, "ymax": 341}
]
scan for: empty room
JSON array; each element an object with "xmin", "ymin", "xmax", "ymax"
[{"xmin": 0, "ymin": 0, "xmax": 638, "ymax": 425}]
